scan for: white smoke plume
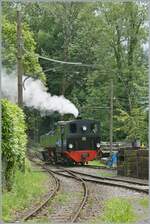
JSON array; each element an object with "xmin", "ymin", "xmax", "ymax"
[{"xmin": 2, "ymin": 70, "xmax": 79, "ymax": 117}]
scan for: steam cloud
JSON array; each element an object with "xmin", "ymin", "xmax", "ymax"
[{"xmin": 2, "ymin": 70, "xmax": 79, "ymax": 117}]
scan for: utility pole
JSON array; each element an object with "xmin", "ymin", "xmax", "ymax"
[
  {"xmin": 110, "ymin": 79, "xmax": 113, "ymax": 155},
  {"xmin": 17, "ymin": 4, "xmax": 23, "ymax": 107}
]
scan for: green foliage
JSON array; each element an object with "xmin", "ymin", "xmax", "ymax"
[
  {"xmin": 2, "ymin": 99, "xmax": 27, "ymax": 190},
  {"xmin": 102, "ymin": 197, "xmax": 137, "ymax": 223},
  {"xmin": 54, "ymin": 192, "xmax": 72, "ymax": 205},
  {"xmin": 2, "ymin": 17, "xmax": 45, "ymax": 81},
  {"xmin": 2, "ymin": 2, "xmax": 148, "ymax": 143},
  {"xmin": 139, "ymin": 197, "xmax": 149, "ymax": 208},
  {"xmin": 25, "ymin": 158, "xmax": 31, "ymax": 172},
  {"xmin": 2, "ymin": 169, "xmax": 48, "ymax": 222},
  {"xmin": 81, "ymin": 2, "xmax": 148, "ymax": 141},
  {"xmin": 114, "ymin": 107, "xmax": 148, "ymax": 143},
  {"xmin": 14, "ymin": 2, "xmax": 147, "ymax": 143},
  {"xmin": 88, "ymin": 160, "xmax": 105, "ymax": 167}
]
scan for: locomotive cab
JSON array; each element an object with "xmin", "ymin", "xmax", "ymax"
[
  {"xmin": 40, "ymin": 119, "xmax": 101, "ymax": 165},
  {"xmin": 62, "ymin": 120, "xmax": 100, "ymax": 164}
]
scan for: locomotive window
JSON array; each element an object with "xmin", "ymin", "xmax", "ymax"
[
  {"xmin": 91, "ymin": 123, "xmax": 98, "ymax": 133},
  {"xmin": 70, "ymin": 123, "xmax": 77, "ymax": 133}
]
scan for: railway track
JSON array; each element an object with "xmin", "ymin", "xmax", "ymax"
[
  {"xmin": 23, "ymin": 156, "xmax": 148, "ymax": 223},
  {"xmin": 63, "ymin": 169, "xmax": 148, "ymax": 186},
  {"xmin": 20, "ymin": 157, "xmax": 88, "ymax": 223},
  {"xmin": 52, "ymin": 168, "xmax": 149, "ymax": 194},
  {"xmin": 59, "ymin": 168, "xmax": 88, "ymax": 223},
  {"xmin": 21, "ymin": 165, "xmax": 60, "ymax": 221}
]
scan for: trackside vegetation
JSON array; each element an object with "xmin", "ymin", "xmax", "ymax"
[
  {"xmin": 88, "ymin": 160, "xmax": 105, "ymax": 167},
  {"xmin": 2, "ymin": 164, "xmax": 48, "ymax": 222},
  {"xmin": 139, "ymin": 197, "xmax": 149, "ymax": 208},
  {"xmin": 101, "ymin": 198, "xmax": 137, "ymax": 223},
  {"xmin": 2, "ymin": 99, "xmax": 27, "ymax": 190}
]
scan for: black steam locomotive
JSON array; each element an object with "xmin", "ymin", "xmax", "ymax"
[{"xmin": 40, "ymin": 119, "xmax": 101, "ymax": 165}]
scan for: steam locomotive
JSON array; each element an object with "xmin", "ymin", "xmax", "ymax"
[{"xmin": 40, "ymin": 119, "xmax": 101, "ymax": 165}]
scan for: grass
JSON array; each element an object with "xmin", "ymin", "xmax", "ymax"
[
  {"xmin": 91, "ymin": 197, "xmax": 137, "ymax": 224},
  {"xmin": 53, "ymin": 192, "xmax": 73, "ymax": 206},
  {"xmin": 139, "ymin": 197, "xmax": 149, "ymax": 208},
  {"xmin": 88, "ymin": 160, "xmax": 105, "ymax": 167},
  {"xmin": 101, "ymin": 197, "xmax": 137, "ymax": 223},
  {"xmin": 3, "ymin": 168, "xmax": 48, "ymax": 222},
  {"xmin": 46, "ymin": 192, "xmax": 73, "ymax": 215},
  {"xmin": 28, "ymin": 217, "xmax": 52, "ymax": 223},
  {"xmin": 97, "ymin": 171, "xmax": 115, "ymax": 177}
]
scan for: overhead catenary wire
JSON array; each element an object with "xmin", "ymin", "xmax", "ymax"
[
  {"xmin": 23, "ymin": 47, "xmax": 136, "ymax": 101},
  {"xmin": 38, "ymin": 55, "xmax": 97, "ymax": 68},
  {"xmin": 23, "ymin": 47, "xmax": 97, "ymax": 68},
  {"xmin": 39, "ymin": 53, "xmax": 136, "ymax": 103}
]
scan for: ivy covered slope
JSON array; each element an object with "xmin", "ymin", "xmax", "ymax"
[{"xmin": 2, "ymin": 99, "xmax": 27, "ymax": 190}]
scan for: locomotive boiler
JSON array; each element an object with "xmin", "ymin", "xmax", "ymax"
[{"xmin": 40, "ymin": 119, "xmax": 101, "ymax": 165}]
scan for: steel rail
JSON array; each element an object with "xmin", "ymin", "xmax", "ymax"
[
  {"xmin": 59, "ymin": 168, "xmax": 88, "ymax": 223},
  {"xmin": 52, "ymin": 169, "xmax": 148, "ymax": 194},
  {"xmin": 21, "ymin": 163, "xmax": 60, "ymax": 221},
  {"xmin": 64, "ymin": 169, "xmax": 148, "ymax": 186},
  {"xmin": 26, "ymin": 156, "xmax": 88, "ymax": 223}
]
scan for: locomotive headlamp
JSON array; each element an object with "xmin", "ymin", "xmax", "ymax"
[
  {"xmin": 82, "ymin": 136, "xmax": 86, "ymax": 141},
  {"xmin": 96, "ymin": 143, "xmax": 101, "ymax": 148},
  {"xmin": 68, "ymin": 144, "xmax": 73, "ymax": 149},
  {"xmin": 82, "ymin": 126, "xmax": 87, "ymax": 131}
]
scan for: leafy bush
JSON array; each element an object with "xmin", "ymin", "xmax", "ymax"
[
  {"xmin": 2, "ymin": 99, "xmax": 27, "ymax": 190},
  {"xmin": 25, "ymin": 158, "xmax": 31, "ymax": 172}
]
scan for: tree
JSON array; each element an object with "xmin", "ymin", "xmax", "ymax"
[
  {"xmin": 3, "ymin": 2, "xmax": 148, "ymax": 142},
  {"xmin": 114, "ymin": 107, "xmax": 148, "ymax": 143},
  {"xmin": 2, "ymin": 17, "xmax": 45, "ymax": 81},
  {"xmin": 95, "ymin": 2, "xmax": 148, "ymax": 112},
  {"xmin": 81, "ymin": 2, "xmax": 148, "ymax": 140}
]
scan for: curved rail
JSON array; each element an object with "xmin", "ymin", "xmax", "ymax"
[
  {"xmin": 65, "ymin": 169, "xmax": 148, "ymax": 186},
  {"xmin": 21, "ymin": 163, "xmax": 60, "ymax": 221},
  {"xmin": 26, "ymin": 156, "xmax": 88, "ymax": 222},
  {"xmin": 61, "ymin": 168, "xmax": 88, "ymax": 223},
  {"xmin": 52, "ymin": 168, "xmax": 148, "ymax": 194}
]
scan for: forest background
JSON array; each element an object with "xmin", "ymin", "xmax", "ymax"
[{"xmin": 2, "ymin": 1, "xmax": 149, "ymax": 144}]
